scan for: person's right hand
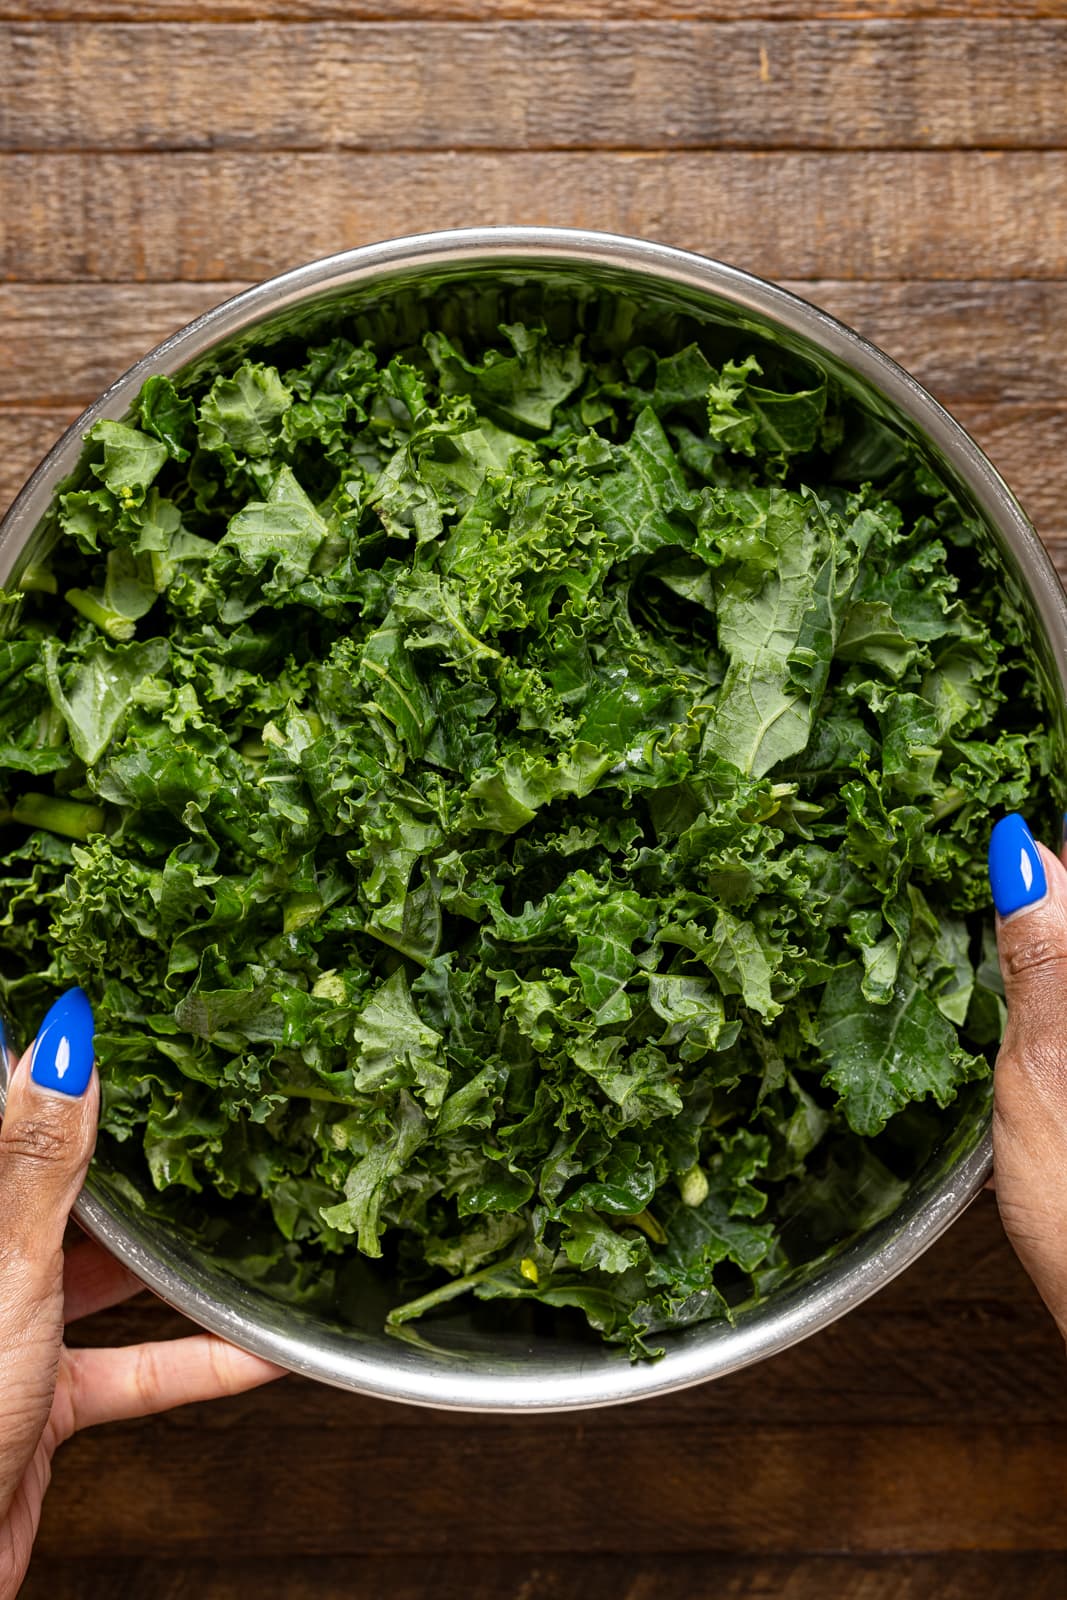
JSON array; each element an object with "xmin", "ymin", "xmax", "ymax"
[
  {"xmin": 0, "ymin": 988, "xmax": 284, "ymax": 1600},
  {"xmin": 989, "ymin": 812, "xmax": 1067, "ymax": 1343}
]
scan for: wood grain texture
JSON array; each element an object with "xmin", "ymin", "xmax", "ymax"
[
  {"xmin": 18, "ymin": 1552, "xmax": 1067, "ymax": 1600},
  {"xmin": 6, "ymin": 21, "xmax": 1067, "ymax": 153},
  {"xmin": 28, "ymin": 1417, "xmax": 1067, "ymax": 1556},
  {"xmin": 5, "ymin": 3, "xmax": 1067, "ymax": 21},
  {"xmin": 6, "ymin": 151, "xmax": 1067, "ymax": 283},
  {"xmin": 6, "ymin": 4, "xmax": 1067, "ymax": 1596},
  {"xmin": 951, "ymin": 403, "xmax": 1067, "ymax": 555}
]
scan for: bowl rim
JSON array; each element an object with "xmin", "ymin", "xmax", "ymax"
[{"xmin": 2, "ymin": 225, "xmax": 1060, "ymax": 1411}]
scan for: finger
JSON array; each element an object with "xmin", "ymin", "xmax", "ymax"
[
  {"xmin": 63, "ymin": 1238, "xmax": 144, "ymax": 1324},
  {"xmin": 0, "ymin": 988, "xmax": 98, "ymax": 1266},
  {"xmin": 0, "ymin": 989, "xmax": 99, "ymax": 1514},
  {"xmin": 992, "ymin": 826, "xmax": 1067, "ymax": 1087},
  {"xmin": 60, "ymin": 1335, "xmax": 285, "ymax": 1434},
  {"xmin": 989, "ymin": 815, "xmax": 1067, "ymax": 1336}
]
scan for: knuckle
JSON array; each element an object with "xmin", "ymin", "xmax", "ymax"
[
  {"xmin": 132, "ymin": 1342, "xmax": 162, "ymax": 1414},
  {"xmin": 1003, "ymin": 933, "xmax": 1067, "ymax": 983},
  {"xmin": 0, "ymin": 1117, "xmax": 68, "ymax": 1165},
  {"xmin": 994, "ymin": 1191, "xmax": 1057, "ymax": 1256},
  {"xmin": 1000, "ymin": 1034, "xmax": 1067, "ymax": 1088},
  {"xmin": 48, "ymin": 1356, "xmax": 78, "ymax": 1447},
  {"xmin": 206, "ymin": 1337, "xmax": 230, "ymax": 1394},
  {"xmin": 995, "ymin": 1040, "xmax": 1033, "ymax": 1084},
  {"xmin": 992, "ymin": 1095, "xmax": 1027, "ymax": 1148},
  {"xmin": 996, "ymin": 1036, "xmax": 1067, "ymax": 1133}
]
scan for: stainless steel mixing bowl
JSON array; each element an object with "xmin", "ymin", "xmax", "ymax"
[{"xmin": 2, "ymin": 228, "xmax": 1065, "ymax": 1411}]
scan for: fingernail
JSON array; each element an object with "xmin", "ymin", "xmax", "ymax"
[
  {"xmin": 989, "ymin": 813, "xmax": 1047, "ymax": 917},
  {"xmin": 29, "ymin": 987, "xmax": 95, "ymax": 1097}
]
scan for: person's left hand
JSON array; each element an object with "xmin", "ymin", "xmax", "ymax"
[{"xmin": 0, "ymin": 988, "xmax": 284, "ymax": 1600}]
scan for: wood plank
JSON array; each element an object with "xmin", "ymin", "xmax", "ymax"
[
  {"xmin": 0, "ymin": 283, "xmax": 237, "ymax": 405},
  {"xmin": 951, "ymin": 402, "xmax": 1067, "ymax": 553},
  {"xmin": 29, "ymin": 1409, "xmax": 1067, "ymax": 1556},
  {"xmin": 5, "ymin": 4, "xmax": 1067, "ymax": 23},
  {"xmin": 4, "ymin": 151, "xmax": 1065, "ymax": 283},
  {"xmin": 1, "ymin": 5, "xmax": 1060, "ymax": 1591},
  {"xmin": 5, "ymin": 21, "xmax": 1067, "ymax": 154},
  {"xmin": 19, "ymin": 1552, "xmax": 1067, "ymax": 1600},
  {"xmin": 0, "ymin": 412, "xmax": 81, "ymax": 515},
  {"xmin": 3, "ymin": 280, "xmax": 1064, "ymax": 407}
]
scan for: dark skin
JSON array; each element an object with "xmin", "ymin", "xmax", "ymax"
[
  {"xmin": 0, "ymin": 1039, "xmax": 283, "ymax": 1600},
  {"xmin": 992, "ymin": 835, "xmax": 1067, "ymax": 1343},
  {"xmin": 1, "ymin": 830, "xmax": 1065, "ymax": 1597}
]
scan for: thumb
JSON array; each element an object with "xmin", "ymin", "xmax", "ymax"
[
  {"xmin": 989, "ymin": 814, "xmax": 1067, "ymax": 1340},
  {"xmin": 0, "ymin": 988, "xmax": 98, "ymax": 1513},
  {"xmin": 0, "ymin": 988, "xmax": 99, "ymax": 1258}
]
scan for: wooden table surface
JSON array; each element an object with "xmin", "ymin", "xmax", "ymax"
[{"xmin": 4, "ymin": 3, "xmax": 1067, "ymax": 1595}]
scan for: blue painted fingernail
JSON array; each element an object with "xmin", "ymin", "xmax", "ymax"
[
  {"xmin": 989, "ymin": 814, "xmax": 1047, "ymax": 917},
  {"xmin": 29, "ymin": 987, "xmax": 94, "ymax": 1097}
]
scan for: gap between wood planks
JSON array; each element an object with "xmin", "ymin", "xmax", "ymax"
[
  {"xmin": 6, "ymin": 146, "xmax": 1067, "ymax": 158},
  {"xmin": 3, "ymin": 3, "xmax": 1066, "ymax": 22}
]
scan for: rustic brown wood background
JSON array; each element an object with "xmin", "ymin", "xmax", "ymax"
[{"xmin": 4, "ymin": 2, "xmax": 1067, "ymax": 1596}]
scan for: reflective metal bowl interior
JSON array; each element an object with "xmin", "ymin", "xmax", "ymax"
[{"xmin": 2, "ymin": 229, "xmax": 1065, "ymax": 1412}]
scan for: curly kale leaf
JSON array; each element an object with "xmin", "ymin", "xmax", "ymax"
[{"xmin": 0, "ymin": 315, "xmax": 1049, "ymax": 1358}]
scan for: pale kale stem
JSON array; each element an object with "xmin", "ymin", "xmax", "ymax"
[
  {"xmin": 64, "ymin": 587, "xmax": 136, "ymax": 641},
  {"xmin": 386, "ymin": 1257, "xmax": 519, "ymax": 1329},
  {"xmin": 627, "ymin": 1208, "xmax": 668, "ymax": 1244},
  {"xmin": 930, "ymin": 786, "xmax": 966, "ymax": 823},
  {"xmin": 271, "ymin": 1082, "xmax": 361, "ymax": 1106},
  {"xmin": 12, "ymin": 792, "xmax": 105, "ymax": 841}
]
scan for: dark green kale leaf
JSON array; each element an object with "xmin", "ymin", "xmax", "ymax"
[{"xmin": 0, "ymin": 312, "xmax": 1052, "ymax": 1359}]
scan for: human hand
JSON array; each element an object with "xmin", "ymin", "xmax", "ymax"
[
  {"xmin": 989, "ymin": 813, "xmax": 1067, "ymax": 1343},
  {"xmin": 0, "ymin": 989, "xmax": 283, "ymax": 1600}
]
